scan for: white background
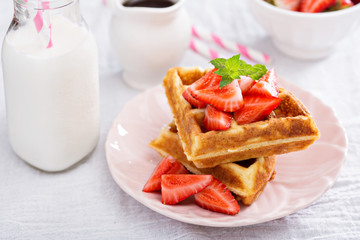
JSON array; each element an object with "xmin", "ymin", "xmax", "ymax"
[{"xmin": 0, "ymin": 0, "xmax": 359, "ymax": 239}]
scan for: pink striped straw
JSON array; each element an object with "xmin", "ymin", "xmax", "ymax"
[
  {"xmin": 192, "ymin": 25, "xmax": 271, "ymax": 64},
  {"xmin": 190, "ymin": 38, "xmax": 219, "ymax": 60},
  {"xmin": 33, "ymin": 0, "xmax": 53, "ymax": 48}
]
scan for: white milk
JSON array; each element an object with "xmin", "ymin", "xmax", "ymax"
[{"xmin": 2, "ymin": 15, "xmax": 99, "ymax": 172}]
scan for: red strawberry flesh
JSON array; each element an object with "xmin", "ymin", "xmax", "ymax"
[
  {"xmin": 237, "ymin": 76, "xmax": 255, "ymax": 94},
  {"xmin": 195, "ymin": 178, "xmax": 240, "ymax": 215},
  {"xmin": 183, "ymin": 68, "xmax": 221, "ymax": 108},
  {"xmin": 182, "ymin": 88, "xmax": 206, "ymax": 108},
  {"xmin": 300, "ymin": 0, "xmax": 337, "ymax": 12},
  {"xmin": 247, "ymin": 68, "xmax": 279, "ymax": 97},
  {"xmin": 192, "ymin": 79, "xmax": 244, "ymax": 112},
  {"xmin": 274, "ymin": 0, "xmax": 302, "ymax": 11},
  {"xmin": 188, "ymin": 68, "xmax": 221, "ymax": 93},
  {"xmin": 340, "ymin": 0, "xmax": 354, "ymax": 8},
  {"xmin": 166, "ymin": 161, "xmax": 189, "ymax": 175},
  {"xmin": 260, "ymin": 68, "xmax": 279, "ymax": 93},
  {"xmin": 234, "ymin": 95, "xmax": 282, "ymax": 125},
  {"xmin": 161, "ymin": 174, "xmax": 213, "ymax": 205},
  {"xmin": 204, "ymin": 104, "xmax": 232, "ymax": 131},
  {"xmin": 143, "ymin": 156, "xmax": 187, "ymax": 192}
]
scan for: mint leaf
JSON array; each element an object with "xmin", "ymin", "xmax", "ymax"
[
  {"xmin": 248, "ymin": 64, "xmax": 267, "ymax": 80},
  {"xmin": 210, "ymin": 58, "xmax": 226, "ymax": 69},
  {"xmin": 237, "ymin": 62, "xmax": 265, "ymax": 80},
  {"xmin": 219, "ymin": 75, "xmax": 233, "ymax": 89},
  {"xmin": 225, "ymin": 54, "xmax": 241, "ymax": 73},
  {"xmin": 214, "ymin": 68, "xmax": 228, "ymax": 77},
  {"xmin": 210, "ymin": 54, "xmax": 268, "ymax": 88}
]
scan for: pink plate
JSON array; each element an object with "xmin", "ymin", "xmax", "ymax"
[{"xmin": 105, "ymin": 78, "xmax": 347, "ymax": 227}]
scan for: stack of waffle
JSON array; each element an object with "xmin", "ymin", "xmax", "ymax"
[{"xmin": 149, "ymin": 67, "xmax": 320, "ymax": 205}]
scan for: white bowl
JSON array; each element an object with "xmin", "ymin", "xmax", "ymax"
[{"xmin": 248, "ymin": 0, "xmax": 360, "ymax": 59}]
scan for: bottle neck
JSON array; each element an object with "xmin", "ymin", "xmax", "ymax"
[
  {"xmin": 14, "ymin": 0, "xmax": 77, "ymax": 9},
  {"xmin": 13, "ymin": 0, "xmax": 81, "ymax": 25}
]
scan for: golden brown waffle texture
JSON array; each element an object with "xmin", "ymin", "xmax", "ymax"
[
  {"xmin": 163, "ymin": 67, "xmax": 320, "ymax": 168},
  {"xmin": 149, "ymin": 123, "xmax": 276, "ymax": 205}
]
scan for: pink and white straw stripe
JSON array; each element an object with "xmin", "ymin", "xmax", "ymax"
[
  {"xmin": 190, "ymin": 38, "xmax": 220, "ymax": 60},
  {"xmin": 32, "ymin": 0, "xmax": 53, "ymax": 48},
  {"xmin": 192, "ymin": 25, "xmax": 271, "ymax": 64}
]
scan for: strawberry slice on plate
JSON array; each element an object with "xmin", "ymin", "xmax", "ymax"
[
  {"xmin": 237, "ymin": 76, "xmax": 255, "ymax": 94},
  {"xmin": 234, "ymin": 95, "xmax": 282, "ymax": 125},
  {"xmin": 143, "ymin": 156, "xmax": 188, "ymax": 192},
  {"xmin": 195, "ymin": 178, "xmax": 240, "ymax": 215},
  {"xmin": 166, "ymin": 161, "xmax": 189, "ymax": 175},
  {"xmin": 161, "ymin": 174, "xmax": 213, "ymax": 205},
  {"xmin": 204, "ymin": 104, "xmax": 232, "ymax": 131},
  {"xmin": 192, "ymin": 79, "xmax": 244, "ymax": 112},
  {"xmin": 300, "ymin": 0, "xmax": 337, "ymax": 12},
  {"xmin": 273, "ymin": 0, "xmax": 302, "ymax": 11}
]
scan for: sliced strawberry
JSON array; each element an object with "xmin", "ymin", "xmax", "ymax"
[
  {"xmin": 143, "ymin": 156, "xmax": 187, "ymax": 192},
  {"xmin": 195, "ymin": 178, "xmax": 240, "ymax": 215},
  {"xmin": 204, "ymin": 105, "xmax": 232, "ymax": 131},
  {"xmin": 192, "ymin": 80, "xmax": 244, "ymax": 112},
  {"xmin": 188, "ymin": 68, "xmax": 221, "ymax": 92},
  {"xmin": 237, "ymin": 76, "xmax": 255, "ymax": 94},
  {"xmin": 234, "ymin": 95, "xmax": 282, "ymax": 125},
  {"xmin": 183, "ymin": 68, "xmax": 221, "ymax": 108},
  {"xmin": 246, "ymin": 68, "xmax": 279, "ymax": 97},
  {"xmin": 182, "ymin": 88, "xmax": 206, "ymax": 108},
  {"xmin": 260, "ymin": 68, "xmax": 279, "ymax": 92},
  {"xmin": 167, "ymin": 161, "xmax": 189, "ymax": 175},
  {"xmin": 273, "ymin": 0, "xmax": 302, "ymax": 11},
  {"xmin": 339, "ymin": 0, "xmax": 354, "ymax": 8},
  {"xmin": 247, "ymin": 81, "xmax": 278, "ymax": 98},
  {"xmin": 247, "ymin": 81, "xmax": 275, "ymax": 98},
  {"xmin": 161, "ymin": 174, "xmax": 213, "ymax": 205},
  {"xmin": 300, "ymin": 0, "xmax": 337, "ymax": 12},
  {"xmin": 321, "ymin": 0, "xmax": 353, "ymax": 10}
]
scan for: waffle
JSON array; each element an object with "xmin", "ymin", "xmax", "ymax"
[
  {"xmin": 163, "ymin": 67, "xmax": 320, "ymax": 168},
  {"xmin": 149, "ymin": 122, "xmax": 276, "ymax": 205}
]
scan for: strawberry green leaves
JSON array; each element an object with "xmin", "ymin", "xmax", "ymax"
[{"xmin": 210, "ymin": 54, "xmax": 268, "ymax": 89}]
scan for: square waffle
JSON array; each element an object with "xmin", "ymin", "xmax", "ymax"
[
  {"xmin": 149, "ymin": 122, "xmax": 276, "ymax": 205},
  {"xmin": 163, "ymin": 67, "xmax": 320, "ymax": 168}
]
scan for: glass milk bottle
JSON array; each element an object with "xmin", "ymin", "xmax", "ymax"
[{"xmin": 1, "ymin": 0, "xmax": 100, "ymax": 172}]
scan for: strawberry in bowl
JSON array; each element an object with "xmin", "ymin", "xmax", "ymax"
[{"xmin": 265, "ymin": 0, "xmax": 357, "ymax": 12}]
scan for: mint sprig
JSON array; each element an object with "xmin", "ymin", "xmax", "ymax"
[{"xmin": 210, "ymin": 54, "xmax": 268, "ymax": 89}]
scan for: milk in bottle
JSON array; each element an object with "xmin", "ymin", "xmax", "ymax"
[{"xmin": 1, "ymin": 0, "xmax": 100, "ymax": 171}]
